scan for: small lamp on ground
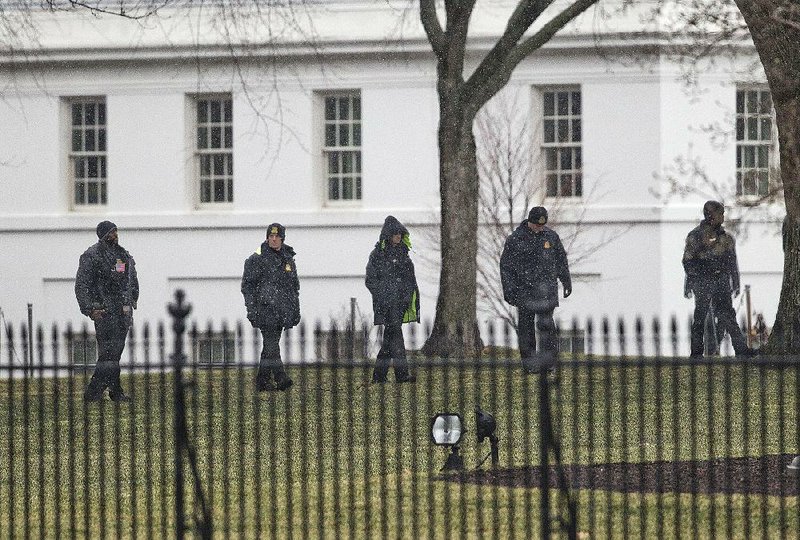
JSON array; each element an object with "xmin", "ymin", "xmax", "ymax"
[
  {"xmin": 431, "ymin": 413, "xmax": 464, "ymax": 471},
  {"xmin": 476, "ymin": 407, "xmax": 500, "ymax": 468},
  {"xmin": 788, "ymin": 456, "xmax": 800, "ymax": 472}
]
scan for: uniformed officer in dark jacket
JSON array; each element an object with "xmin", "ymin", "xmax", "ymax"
[
  {"xmin": 683, "ymin": 201, "xmax": 753, "ymax": 358},
  {"xmin": 241, "ymin": 223, "xmax": 300, "ymax": 391},
  {"xmin": 75, "ymin": 220, "xmax": 139, "ymax": 402},
  {"xmin": 365, "ymin": 216, "xmax": 420, "ymax": 383},
  {"xmin": 500, "ymin": 207, "xmax": 571, "ymax": 373}
]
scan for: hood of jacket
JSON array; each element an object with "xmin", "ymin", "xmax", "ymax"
[{"xmin": 376, "ymin": 215, "xmax": 411, "ymax": 250}]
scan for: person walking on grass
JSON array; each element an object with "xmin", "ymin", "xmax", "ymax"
[
  {"xmin": 365, "ymin": 216, "xmax": 420, "ymax": 384},
  {"xmin": 241, "ymin": 223, "xmax": 300, "ymax": 392},
  {"xmin": 500, "ymin": 206, "xmax": 571, "ymax": 374},
  {"xmin": 75, "ymin": 220, "xmax": 139, "ymax": 403},
  {"xmin": 683, "ymin": 201, "xmax": 754, "ymax": 359}
]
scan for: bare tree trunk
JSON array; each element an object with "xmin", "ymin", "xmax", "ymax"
[
  {"xmin": 765, "ymin": 95, "xmax": 800, "ymax": 353},
  {"xmin": 421, "ymin": 93, "xmax": 482, "ymax": 358},
  {"xmin": 734, "ymin": 0, "xmax": 800, "ymax": 354}
]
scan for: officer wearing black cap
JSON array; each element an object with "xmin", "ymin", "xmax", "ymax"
[
  {"xmin": 683, "ymin": 201, "xmax": 754, "ymax": 358},
  {"xmin": 241, "ymin": 223, "xmax": 300, "ymax": 391},
  {"xmin": 500, "ymin": 207, "xmax": 571, "ymax": 373},
  {"xmin": 75, "ymin": 220, "xmax": 139, "ymax": 402}
]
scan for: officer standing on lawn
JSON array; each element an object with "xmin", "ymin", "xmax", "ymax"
[
  {"xmin": 500, "ymin": 206, "xmax": 572, "ymax": 373},
  {"xmin": 75, "ymin": 220, "xmax": 139, "ymax": 402},
  {"xmin": 365, "ymin": 215, "xmax": 419, "ymax": 384},
  {"xmin": 241, "ymin": 223, "xmax": 299, "ymax": 392},
  {"xmin": 683, "ymin": 201, "xmax": 754, "ymax": 358}
]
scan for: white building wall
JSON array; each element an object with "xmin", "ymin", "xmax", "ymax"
[{"xmin": 0, "ymin": 2, "xmax": 787, "ymax": 357}]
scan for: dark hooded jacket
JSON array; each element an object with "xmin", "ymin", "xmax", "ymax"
[
  {"xmin": 241, "ymin": 242, "xmax": 301, "ymax": 329},
  {"xmin": 500, "ymin": 221, "xmax": 571, "ymax": 308},
  {"xmin": 75, "ymin": 240, "xmax": 139, "ymax": 317},
  {"xmin": 683, "ymin": 219, "xmax": 740, "ymax": 294},
  {"xmin": 365, "ymin": 216, "xmax": 420, "ymax": 326}
]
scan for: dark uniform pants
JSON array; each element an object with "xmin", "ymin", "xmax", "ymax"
[
  {"xmin": 517, "ymin": 306, "xmax": 557, "ymax": 372},
  {"xmin": 257, "ymin": 325, "xmax": 288, "ymax": 384},
  {"xmin": 691, "ymin": 274, "xmax": 748, "ymax": 357},
  {"xmin": 374, "ymin": 324, "xmax": 410, "ymax": 382},
  {"xmin": 86, "ymin": 313, "xmax": 130, "ymax": 399}
]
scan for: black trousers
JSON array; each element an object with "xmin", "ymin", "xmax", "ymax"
[
  {"xmin": 374, "ymin": 324, "xmax": 409, "ymax": 381},
  {"xmin": 691, "ymin": 275, "xmax": 748, "ymax": 356},
  {"xmin": 85, "ymin": 313, "xmax": 130, "ymax": 398},
  {"xmin": 517, "ymin": 306, "xmax": 557, "ymax": 372},
  {"xmin": 257, "ymin": 325, "xmax": 288, "ymax": 383}
]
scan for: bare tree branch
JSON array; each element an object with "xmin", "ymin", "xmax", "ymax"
[
  {"xmin": 469, "ymin": 0, "xmax": 599, "ymax": 108},
  {"xmin": 419, "ymin": 0, "xmax": 445, "ymax": 57},
  {"xmin": 42, "ymin": 0, "xmax": 170, "ymax": 20}
]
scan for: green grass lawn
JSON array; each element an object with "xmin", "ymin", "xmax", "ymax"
[{"xmin": 0, "ymin": 359, "xmax": 798, "ymax": 538}]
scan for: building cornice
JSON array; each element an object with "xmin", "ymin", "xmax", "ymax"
[{"xmin": 0, "ymin": 31, "xmax": 757, "ymax": 67}]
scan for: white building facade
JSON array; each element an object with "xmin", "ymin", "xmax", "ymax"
[{"xmin": 0, "ymin": 1, "xmax": 785, "ymax": 354}]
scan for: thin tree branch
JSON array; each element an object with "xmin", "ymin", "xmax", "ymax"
[
  {"xmin": 419, "ymin": 0, "xmax": 445, "ymax": 57},
  {"xmin": 43, "ymin": 0, "xmax": 170, "ymax": 20},
  {"xmin": 470, "ymin": 0, "xmax": 599, "ymax": 107},
  {"xmin": 464, "ymin": 0, "xmax": 552, "ymax": 99}
]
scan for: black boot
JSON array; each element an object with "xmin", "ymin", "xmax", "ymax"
[
  {"xmin": 109, "ymin": 391, "xmax": 132, "ymax": 403},
  {"xmin": 84, "ymin": 376, "xmax": 104, "ymax": 402},
  {"xmin": 275, "ymin": 376, "xmax": 294, "ymax": 391},
  {"xmin": 256, "ymin": 370, "xmax": 275, "ymax": 392},
  {"xmin": 395, "ymin": 373, "xmax": 416, "ymax": 383}
]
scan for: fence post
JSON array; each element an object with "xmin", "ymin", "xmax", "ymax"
[
  {"xmin": 27, "ymin": 304, "xmax": 33, "ymax": 376},
  {"xmin": 168, "ymin": 290, "xmax": 212, "ymax": 539},
  {"xmin": 169, "ymin": 290, "xmax": 191, "ymax": 540}
]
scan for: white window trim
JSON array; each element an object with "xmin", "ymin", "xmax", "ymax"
[
  {"xmin": 532, "ymin": 85, "xmax": 583, "ymax": 202},
  {"xmin": 64, "ymin": 96, "xmax": 108, "ymax": 211},
  {"xmin": 188, "ymin": 93, "xmax": 235, "ymax": 209},
  {"xmin": 735, "ymin": 85, "xmax": 779, "ymax": 204},
  {"xmin": 316, "ymin": 90, "xmax": 363, "ymax": 207}
]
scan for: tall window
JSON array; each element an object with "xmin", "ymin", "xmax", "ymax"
[
  {"xmin": 195, "ymin": 96, "xmax": 233, "ymax": 204},
  {"xmin": 736, "ymin": 88, "xmax": 775, "ymax": 198},
  {"xmin": 542, "ymin": 89, "xmax": 582, "ymax": 198},
  {"xmin": 69, "ymin": 99, "xmax": 107, "ymax": 206},
  {"xmin": 323, "ymin": 93, "xmax": 362, "ymax": 202}
]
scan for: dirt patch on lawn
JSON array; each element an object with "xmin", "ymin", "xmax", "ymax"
[{"xmin": 448, "ymin": 454, "xmax": 800, "ymax": 496}]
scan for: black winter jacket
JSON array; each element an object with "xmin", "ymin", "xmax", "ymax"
[
  {"xmin": 365, "ymin": 216, "xmax": 420, "ymax": 326},
  {"xmin": 241, "ymin": 242, "xmax": 301, "ymax": 329},
  {"xmin": 500, "ymin": 222, "xmax": 571, "ymax": 308},
  {"xmin": 682, "ymin": 220, "xmax": 740, "ymax": 294},
  {"xmin": 75, "ymin": 240, "xmax": 139, "ymax": 317}
]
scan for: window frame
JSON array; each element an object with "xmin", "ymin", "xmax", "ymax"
[
  {"xmin": 65, "ymin": 331, "xmax": 98, "ymax": 369},
  {"xmin": 533, "ymin": 86, "xmax": 583, "ymax": 200},
  {"xmin": 193, "ymin": 332, "xmax": 236, "ymax": 366},
  {"xmin": 318, "ymin": 91, "xmax": 363, "ymax": 206},
  {"xmin": 65, "ymin": 97, "xmax": 108, "ymax": 210},
  {"xmin": 190, "ymin": 93, "xmax": 234, "ymax": 208},
  {"xmin": 735, "ymin": 86, "xmax": 778, "ymax": 202}
]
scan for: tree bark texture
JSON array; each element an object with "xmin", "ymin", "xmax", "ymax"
[
  {"xmin": 735, "ymin": 0, "xmax": 800, "ymax": 353},
  {"xmin": 421, "ymin": 76, "xmax": 483, "ymax": 358},
  {"xmin": 418, "ymin": 0, "xmax": 599, "ymax": 358}
]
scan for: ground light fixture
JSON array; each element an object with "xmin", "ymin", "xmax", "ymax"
[
  {"xmin": 475, "ymin": 407, "xmax": 500, "ymax": 468},
  {"xmin": 431, "ymin": 413, "xmax": 464, "ymax": 471},
  {"xmin": 788, "ymin": 456, "xmax": 800, "ymax": 472}
]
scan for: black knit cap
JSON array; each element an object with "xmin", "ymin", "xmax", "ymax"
[
  {"xmin": 266, "ymin": 223, "xmax": 286, "ymax": 240},
  {"xmin": 528, "ymin": 206, "xmax": 548, "ymax": 225},
  {"xmin": 96, "ymin": 220, "xmax": 117, "ymax": 239},
  {"xmin": 703, "ymin": 200, "xmax": 724, "ymax": 219}
]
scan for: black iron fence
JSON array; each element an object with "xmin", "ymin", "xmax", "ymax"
[{"xmin": 0, "ymin": 294, "xmax": 798, "ymax": 538}]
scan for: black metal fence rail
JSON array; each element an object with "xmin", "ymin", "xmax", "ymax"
[{"xmin": 1, "ymin": 305, "xmax": 798, "ymax": 538}]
